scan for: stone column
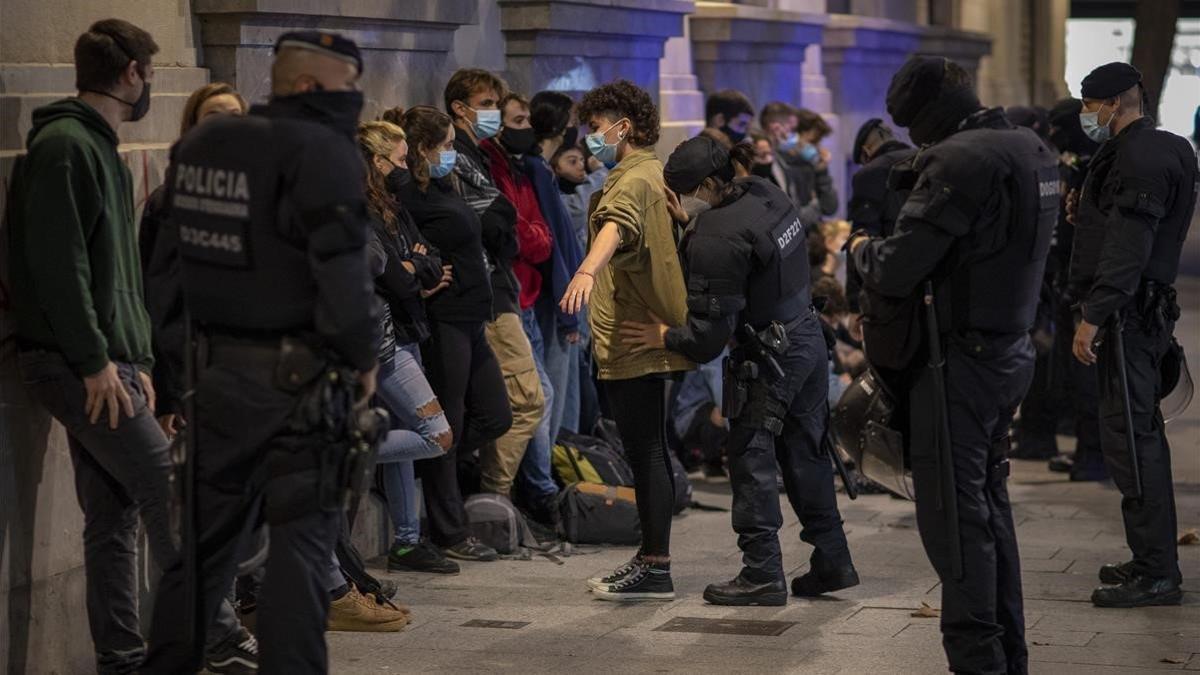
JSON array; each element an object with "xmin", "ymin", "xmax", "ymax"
[
  {"xmin": 918, "ymin": 24, "xmax": 992, "ymax": 94},
  {"xmin": 688, "ymin": 2, "xmax": 827, "ymax": 111},
  {"xmin": 658, "ymin": 26, "xmax": 706, "ymax": 157},
  {"xmin": 496, "ymin": 0, "xmax": 693, "ymax": 102},
  {"xmin": 1030, "ymin": 0, "xmax": 1069, "ymax": 106},
  {"xmin": 943, "ymin": 0, "xmax": 1014, "ymax": 107},
  {"xmin": 192, "ymin": 0, "xmax": 480, "ymax": 116},
  {"xmin": 822, "ymin": 14, "xmax": 924, "ymax": 201}
]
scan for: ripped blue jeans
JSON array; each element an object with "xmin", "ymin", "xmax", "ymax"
[{"xmin": 376, "ymin": 343, "xmax": 452, "ymax": 547}]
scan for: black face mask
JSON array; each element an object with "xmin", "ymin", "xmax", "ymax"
[
  {"xmin": 720, "ymin": 125, "xmax": 746, "ymax": 144},
  {"xmin": 500, "ymin": 126, "xmax": 539, "ymax": 156},
  {"xmin": 282, "ymin": 88, "xmax": 365, "ymax": 138},
  {"xmin": 86, "ymin": 78, "xmax": 151, "ymax": 122},
  {"xmin": 558, "ymin": 174, "xmax": 584, "ymax": 195},
  {"xmin": 561, "ymin": 126, "xmax": 579, "ymax": 150},
  {"xmin": 385, "ymin": 166, "xmax": 413, "ymax": 194},
  {"xmin": 751, "ymin": 162, "xmax": 774, "ymax": 179}
]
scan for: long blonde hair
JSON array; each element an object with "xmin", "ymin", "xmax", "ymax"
[{"xmin": 356, "ymin": 120, "xmax": 406, "ymax": 232}]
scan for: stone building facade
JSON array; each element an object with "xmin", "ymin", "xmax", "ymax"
[{"xmin": 0, "ymin": 1, "xmax": 1067, "ymax": 671}]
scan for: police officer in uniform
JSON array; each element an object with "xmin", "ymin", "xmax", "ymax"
[
  {"xmin": 848, "ymin": 56, "xmax": 1060, "ymax": 674},
  {"xmin": 143, "ymin": 32, "xmax": 380, "ymax": 673},
  {"xmin": 621, "ymin": 136, "xmax": 857, "ymax": 606},
  {"xmin": 1068, "ymin": 62, "xmax": 1197, "ymax": 608},
  {"xmin": 845, "ymin": 118, "xmax": 916, "ymax": 315},
  {"xmin": 1042, "ymin": 98, "xmax": 1107, "ymax": 480}
]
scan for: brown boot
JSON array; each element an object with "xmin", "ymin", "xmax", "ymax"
[{"xmin": 327, "ymin": 585, "xmax": 410, "ymax": 632}]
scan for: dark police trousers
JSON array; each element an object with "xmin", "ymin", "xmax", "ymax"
[
  {"xmin": 910, "ymin": 333, "xmax": 1033, "ymax": 675},
  {"xmin": 143, "ymin": 341, "xmax": 341, "ymax": 674},
  {"xmin": 1096, "ymin": 309, "xmax": 1180, "ymax": 582},
  {"xmin": 726, "ymin": 315, "xmax": 852, "ymax": 582}
]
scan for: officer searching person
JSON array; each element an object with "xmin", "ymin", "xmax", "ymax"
[
  {"xmin": 142, "ymin": 31, "xmax": 383, "ymax": 673},
  {"xmin": 1068, "ymin": 62, "xmax": 1198, "ymax": 609},
  {"xmin": 621, "ymin": 136, "xmax": 857, "ymax": 606},
  {"xmin": 848, "ymin": 55, "xmax": 1061, "ymax": 674}
]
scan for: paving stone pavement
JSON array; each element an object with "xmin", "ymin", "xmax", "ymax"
[{"xmin": 328, "ymin": 278, "xmax": 1200, "ymax": 673}]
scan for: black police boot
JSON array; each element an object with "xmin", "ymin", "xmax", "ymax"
[
  {"xmin": 703, "ymin": 574, "xmax": 787, "ymax": 606},
  {"xmin": 1091, "ymin": 576, "xmax": 1182, "ymax": 608},
  {"xmin": 1069, "ymin": 459, "xmax": 1109, "ymax": 482},
  {"xmin": 1098, "ymin": 561, "xmax": 1135, "ymax": 585},
  {"xmin": 791, "ymin": 564, "xmax": 860, "ymax": 597}
]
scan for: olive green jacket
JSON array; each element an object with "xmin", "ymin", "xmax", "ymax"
[{"xmin": 587, "ymin": 149, "xmax": 693, "ymax": 380}]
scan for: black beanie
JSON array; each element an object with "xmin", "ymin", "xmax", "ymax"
[{"xmin": 886, "ymin": 55, "xmax": 981, "ymax": 146}]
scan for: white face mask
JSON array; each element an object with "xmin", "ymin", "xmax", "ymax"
[{"xmin": 1079, "ymin": 104, "xmax": 1117, "ymax": 143}]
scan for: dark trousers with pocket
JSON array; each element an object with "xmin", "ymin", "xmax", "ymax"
[
  {"xmin": 142, "ymin": 345, "xmax": 340, "ymax": 674},
  {"xmin": 726, "ymin": 317, "xmax": 851, "ymax": 583},
  {"xmin": 1096, "ymin": 314, "xmax": 1179, "ymax": 582},
  {"xmin": 17, "ymin": 351, "xmax": 240, "ymax": 674},
  {"xmin": 910, "ymin": 334, "xmax": 1033, "ymax": 675},
  {"xmin": 418, "ymin": 320, "xmax": 513, "ymax": 547}
]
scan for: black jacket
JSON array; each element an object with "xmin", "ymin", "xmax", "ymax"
[
  {"xmin": 452, "ymin": 135, "xmax": 520, "ymax": 316},
  {"xmin": 400, "ymin": 175, "xmax": 494, "ymax": 324},
  {"xmin": 139, "ymin": 185, "xmax": 184, "ymax": 416},
  {"xmin": 164, "ymin": 95, "xmax": 380, "ymax": 371},
  {"xmin": 1070, "ymin": 117, "xmax": 1198, "ymax": 325},
  {"xmin": 371, "ymin": 207, "xmax": 442, "ymax": 345},
  {"xmin": 665, "ymin": 177, "xmax": 813, "ymax": 364},
  {"xmin": 853, "ymin": 108, "xmax": 1060, "ymax": 339},
  {"xmin": 845, "ymin": 139, "xmax": 917, "ymax": 312}
]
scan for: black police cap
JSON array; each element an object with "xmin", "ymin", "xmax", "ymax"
[
  {"xmin": 852, "ymin": 118, "xmax": 885, "ymax": 165},
  {"xmin": 274, "ymin": 31, "xmax": 363, "ymax": 75},
  {"xmin": 1080, "ymin": 62, "xmax": 1141, "ymax": 100},
  {"xmin": 664, "ymin": 135, "xmax": 732, "ymax": 195}
]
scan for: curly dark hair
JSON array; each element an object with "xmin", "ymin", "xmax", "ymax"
[{"xmin": 577, "ymin": 79, "xmax": 660, "ymax": 148}]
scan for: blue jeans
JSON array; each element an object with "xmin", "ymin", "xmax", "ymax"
[
  {"xmin": 518, "ymin": 308, "xmax": 559, "ymax": 499},
  {"xmin": 536, "ymin": 295, "xmax": 579, "ymax": 440},
  {"xmin": 375, "ymin": 344, "xmax": 451, "ymax": 547}
]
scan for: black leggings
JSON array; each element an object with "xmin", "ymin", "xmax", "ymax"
[
  {"xmin": 418, "ymin": 320, "xmax": 513, "ymax": 546},
  {"xmin": 603, "ymin": 376, "xmax": 675, "ymax": 558}
]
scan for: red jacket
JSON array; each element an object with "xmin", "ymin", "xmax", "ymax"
[{"xmin": 481, "ymin": 139, "xmax": 553, "ymax": 310}]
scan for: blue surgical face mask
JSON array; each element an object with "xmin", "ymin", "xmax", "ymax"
[
  {"xmin": 1079, "ymin": 104, "xmax": 1115, "ymax": 143},
  {"xmin": 586, "ymin": 118, "xmax": 627, "ymax": 169},
  {"xmin": 429, "ymin": 149, "xmax": 457, "ymax": 179},
  {"xmin": 799, "ymin": 142, "xmax": 820, "ymax": 164},
  {"xmin": 472, "ymin": 108, "xmax": 501, "ymax": 140},
  {"xmin": 778, "ymin": 131, "xmax": 800, "ymax": 152}
]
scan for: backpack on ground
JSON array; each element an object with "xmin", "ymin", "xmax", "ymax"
[
  {"xmin": 552, "ymin": 431, "xmax": 635, "ymax": 486},
  {"xmin": 465, "ymin": 492, "xmax": 540, "ymax": 555},
  {"xmin": 556, "ymin": 482, "xmax": 641, "ymax": 546},
  {"xmin": 591, "ymin": 417, "xmax": 692, "ymax": 514}
]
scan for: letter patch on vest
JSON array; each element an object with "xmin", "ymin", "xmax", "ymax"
[
  {"xmin": 772, "ymin": 216, "xmax": 804, "ymax": 259},
  {"xmin": 172, "ymin": 162, "xmax": 252, "ymax": 268}
]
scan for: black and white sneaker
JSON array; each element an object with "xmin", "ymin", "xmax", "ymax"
[
  {"xmin": 204, "ymin": 629, "xmax": 258, "ymax": 674},
  {"xmin": 443, "ymin": 537, "xmax": 499, "ymax": 562},
  {"xmin": 592, "ymin": 563, "xmax": 674, "ymax": 602},
  {"xmin": 587, "ymin": 556, "xmax": 641, "ymax": 591}
]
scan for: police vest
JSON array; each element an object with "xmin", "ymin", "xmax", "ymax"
[
  {"xmin": 166, "ymin": 112, "xmax": 367, "ymax": 334},
  {"xmin": 683, "ymin": 177, "xmax": 813, "ymax": 328},
  {"xmin": 918, "ymin": 125, "xmax": 1060, "ymax": 333}
]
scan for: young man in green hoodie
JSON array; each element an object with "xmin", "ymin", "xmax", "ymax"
[{"xmin": 7, "ymin": 19, "xmax": 254, "ymax": 675}]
